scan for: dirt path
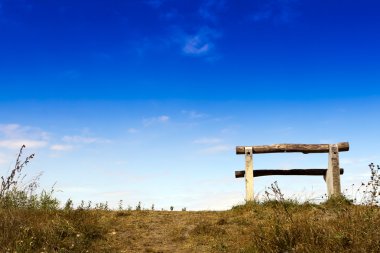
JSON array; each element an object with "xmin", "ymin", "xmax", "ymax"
[{"xmin": 104, "ymin": 211, "xmax": 228, "ymax": 253}]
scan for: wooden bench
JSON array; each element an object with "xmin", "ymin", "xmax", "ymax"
[{"xmin": 235, "ymin": 142, "xmax": 349, "ymax": 202}]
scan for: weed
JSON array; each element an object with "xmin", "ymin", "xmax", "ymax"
[
  {"xmin": 358, "ymin": 163, "xmax": 380, "ymax": 205},
  {"xmin": 0, "ymin": 145, "xmax": 58, "ymax": 209},
  {"xmin": 64, "ymin": 198, "xmax": 74, "ymax": 210},
  {"xmin": 118, "ymin": 199, "xmax": 123, "ymax": 211},
  {"xmin": 0, "ymin": 146, "xmax": 113, "ymax": 252},
  {"xmin": 264, "ymin": 181, "xmax": 295, "ymax": 223},
  {"xmin": 0, "ymin": 145, "xmax": 35, "ymax": 197},
  {"xmin": 78, "ymin": 200, "xmax": 85, "ymax": 210},
  {"xmin": 94, "ymin": 202, "xmax": 109, "ymax": 211},
  {"xmin": 136, "ymin": 201, "xmax": 142, "ymax": 211}
]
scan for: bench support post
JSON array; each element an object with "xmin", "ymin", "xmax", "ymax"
[
  {"xmin": 325, "ymin": 144, "xmax": 341, "ymax": 197},
  {"xmin": 245, "ymin": 147, "xmax": 254, "ymax": 202}
]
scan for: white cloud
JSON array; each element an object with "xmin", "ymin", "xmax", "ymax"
[
  {"xmin": 319, "ymin": 139, "xmax": 334, "ymax": 144},
  {"xmin": 100, "ymin": 191, "xmax": 131, "ymax": 198},
  {"xmin": 220, "ymin": 127, "xmax": 238, "ymax": 134},
  {"xmin": 183, "ymin": 36, "xmax": 211, "ymax": 55},
  {"xmin": 59, "ymin": 186, "xmax": 98, "ymax": 194},
  {"xmin": 341, "ymin": 157, "xmax": 377, "ymax": 166},
  {"xmin": 0, "ymin": 139, "xmax": 47, "ymax": 149},
  {"xmin": 158, "ymin": 115, "xmax": 169, "ymax": 122},
  {"xmin": 198, "ymin": 0, "xmax": 227, "ymax": 23},
  {"xmin": 0, "ymin": 153, "xmax": 7, "ymax": 165},
  {"xmin": 181, "ymin": 110, "xmax": 208, "ymax": 119},
  {"xmin": 50, "ymin": 144, "xmax": 73, "ymax": 151},
  {"xmin": 250, "ymin": 0, "xmax": 298, "ymax": 24},
  {"xmin": 160, "ymin": 9, "xmax": 181, "ymax": 21},
  {"xmin": 62, "ymin": 136, "xmax": 97, "ymax": 143},
  {"xmin": 115, "ymin": 160, "xmax": 128, "ymax": 165},
  {"xmin": 0, "ymin": 124, "xmax": 21, "ymax": 137},
  {"xmin": 128, "ymin": 128, "xmax": 139, "ymax": 134},
  {"xmin": 62, "ymin": 135, "xmax": 110, "ymax": 144},
  {"xmin": 143, "ymin": 115, "xmax": 170, "ymax": 127},
  {"xmin": 133, "ymin": 2, "xmax": 224, "ymax": 59},
  {"xmin": 193, "ymin": 138, "xmax": 222, "ymax": 145},
  {"xmin": 0, "ymin": 123, "xmax": 49, "ymax": 140},
  {"xmin": 200, "ymin": 144, "xmax": 232, "ymax": 154},
  {"xmin": 171, "ymin": 26, "xmax": 221, "ymax": 58},
  {"xmin": 0, "ymin": 124, "xmax": 49, "ymax": 150}
]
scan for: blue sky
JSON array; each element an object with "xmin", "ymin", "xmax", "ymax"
[{"xmin": 0, "ymin": 0, "xmax": 379, "ymax": 210}]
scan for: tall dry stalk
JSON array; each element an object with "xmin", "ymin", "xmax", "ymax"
[{"xmin": 0, "ymin": 145, "xmax": 36, "ymax": 197}]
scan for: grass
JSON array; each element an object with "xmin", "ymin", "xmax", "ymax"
[
  {"xmin": 1, "ymin": 146, "xmax": 380, "ymax": 252},
  {"xmin": 2, "ymin": 199, "xmax": 380, "ymax": 252}
]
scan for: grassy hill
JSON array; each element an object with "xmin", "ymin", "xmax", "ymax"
[
  {"xmin": 1, "ymin": 199, "xmax": 380, "ymax": 252},
  {"xmin": 1, "ymin": 146, "xmax": 379, "ymax": 252}
]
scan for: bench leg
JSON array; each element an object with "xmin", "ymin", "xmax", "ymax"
[
  {"xmin": 245, "ymin": 147, "xmax": 254, "ymax": 202},
  {"xmin": 324, "ymin": 144, "xmax": 341, "ymax": 197}
]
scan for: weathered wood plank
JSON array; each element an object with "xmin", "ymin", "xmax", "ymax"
[
  {"xmin": 325, "ymin": 144, "xmax": 342, "ymax": 197},
  {"xmin": 236, "ymin": 142, "xmax": 349, "ymax": 155},
  {"xmin": 235, "ymin": 168, "xmax": 344, "ymax": 178},
  {"xmin": 245, "ymin": 147, "xmax": 254, "ymax": 202}
]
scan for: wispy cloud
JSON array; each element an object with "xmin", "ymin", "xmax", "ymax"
[
  {"xmin": 0, "ymin": 124, "xmax": 49, "ymax": 150},
  {"xmin": 180, "ymin": 27, "xmax": 221, "ymax": 57},
  {"xmin": 199, "ymin": 144, "xmax": 232, "ymax": 154},
  {"xmin": 0, "ymin": 153, "xmax": 7, "ymax": 165},
  {"xmin": 220, "ymin": 126, "xmax": 238, "ymax": 134},
  {"xmin": 167, "ymin": 25, "xmax": 221, "ymax": 60},
  {"xmin": 134, "ymin": 0, "xmax": 296, "ymax": 60},
  {"xmin": 160, "ymin": 9, "xmax": 182, "ymax": 21},
  {"xmin": 100, "ymin": 191, "xmax": 131, "ymax": 198},
  {"xmin": 0, "ymin": 123, "xmax": 49, "ymax": 140},
  {"xmin": 115, "ymin": 160, "xmax": 128, "ymax": 165},
  {"xmin": 59, "ymin": 186, "xmax": 98, "ymax": 194},
  {"xmin": 0, "ymin": 124, "xmax": 20, "ymax": 137},
  {"xmin": 193, "ymin": 138, "xmax": 222, "ymax": 145},
  {"xmin": 181, "ymin": 110, "xmax": 208, "ymax": 119},
  {"xmin": 341, "ymin": 157, "xmax": 377, "ymax": 166},
  {"xmin": 128, "ymin": 128, "xmax": 139, "ymax": 134},
  {"xmin": 319, "ymin": 139, "xmax": 334, "ymax": 144},
  {"xmin": 62, "ymin": 135, "xmax": 110, "ymax": 144},
  {"xmin": 143, "ymin": 115, "xmax": 170, "ymax": 127},
  {"xmin": 50, "ymin": 144, "xmax": 73, "ymax": 151},
  {"xmin": 249, "ymin": 0, "xmax": 298, "ymax": 24},
  {"xmin": 137, "ymin": 1, "xmax": 225, "ymax": 60},
  {"xmin": 183, "ymin": 36, "xmax": 210, "ymax": 55},
  {"xmin": 0, "ymin": 139, "xmax": 48, "ymax": 149},
  {"xmin": 130, "ymin": 37, "xmax": 169, "ymax": 59},
  {"xmin": 198, "ymin": 0, "xmax": 227, "ymax": 23}
]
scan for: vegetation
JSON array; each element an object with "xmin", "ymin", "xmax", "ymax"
[
  {"xmin": 0, "ymin": 146, "xmax": 379, "ymax": 252},
  {"xmin": 0, "ymin": 146, "xmax": 114, "ymax": 252}
]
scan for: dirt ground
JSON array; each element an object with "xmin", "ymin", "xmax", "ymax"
[{"xmin": 103, "ymin": 210, "xmax": 244, "ymax": 253}]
